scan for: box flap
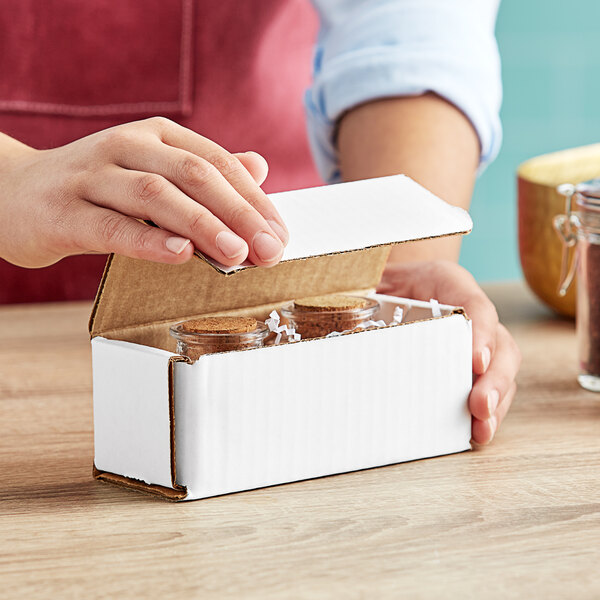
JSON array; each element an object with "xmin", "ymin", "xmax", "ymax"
[
  {"xmin": 201, "ymin": 174, "xmax": 472, "ymax": 273},
  {"xmin": 89, "ymin": 175, "xmax": 472, "ymax": 336}
]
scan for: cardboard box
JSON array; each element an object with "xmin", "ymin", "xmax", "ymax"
[{"xmin": 90, "ymin": 175, "xmax": 473, "ymax": 501}]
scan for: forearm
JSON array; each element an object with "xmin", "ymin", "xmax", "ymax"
[{"xmin": 337, "ymin": 93, "xmax": 480, "ymax": 263}]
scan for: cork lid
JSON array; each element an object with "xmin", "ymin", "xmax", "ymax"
[
  {"xmin": 294, "ymin": 295, "xmax": 369, "ymax": 311},
  {"xmin": 180, "ymin": 317, "xmax": 258, "ymax": 334},
  {"xmin": 89, "ymin": 175, "xmax": 472, "ymax": 337}
]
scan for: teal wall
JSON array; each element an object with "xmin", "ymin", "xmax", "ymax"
[{"xmin": 459, "ymin": 0, "xmax": 600, "ymax": 282}]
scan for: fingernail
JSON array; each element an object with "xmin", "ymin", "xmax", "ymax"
[
  {"xmin": 488, "ymin": 415, "xmax": 498, "ymax": 437},
  {"xmin": 216, "ymin": 231, "xmax": 248, "ymax": 259},
  {"xmin": 480, "ymin": 346, "xmax": 491, "ymax": 373},
  {"xmin": 252, "ymin": 231, "xmax": 283, "ymax": 263},
  {"xmin": 166, "ymin": 236, "xmax": 191, "ymax": 255},
  {"xmin": 487, "ymin": 389, "xmax": 499, "ymax": 417},
  {"xmin": 267, "ymin": 219, "xmax": 289, "ymax": 246}
]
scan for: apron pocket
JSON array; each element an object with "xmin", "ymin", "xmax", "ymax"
[{"xmin": 0, "ymin": 0, "xmax": 193, "ymax": 117}]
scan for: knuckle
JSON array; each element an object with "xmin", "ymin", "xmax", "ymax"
[
  {"xmin": 188, "ymin": 208, "xmax": 212, "ymax": 236},
  {"xmin": 131, "ymin": 224, "xmax": 156, "ymax": 252},
  {"xmin": 432, "ymin": 259, "xmax": 462, "ymax": 277},
  {"xmin": 42, "ymin": 188, "xmax": 85, "ymax": 243},
  {"xmin": 175, "ymin": 156, "xmax": 212, "ymax": 187},
  {"xmin": 486, "ymin": 301, "xmax": 500, "ymax": 325},
  {"xmin": 132, "ymin": 173, "xmax": 166, "ymax": 205},
  {"xmin": 146, "ymin": 116, "xmax": 174, "ymax": 133},
  {"xmin": 473, "ymin": 292, "xmax": 498, "ymax": 324},
  {"xmin": 207, "ymin": 152, "xmax": 243, "ymax": 178},
  {"xmin": 97, "ymin": 213, "xmax": 126, "ymax": 244},
  {"xmin": 95, "ymin": 127, "xmax": 134, "ymax": 154},
  {"xmin": 225, "ymin": 203, "xmax": 255, "ymax": 229}
]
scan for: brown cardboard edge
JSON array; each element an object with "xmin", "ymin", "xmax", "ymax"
[
  {"xmin": 89, "ymin": 254, "xmax": 115, "ymax": 337},
  {"xmin": 451, "ymin": 307, "xmax": 469, "ymax": 319},
  {"xmin": 196, "ymin": 229, "xmax": 472, "ymax": 276},
  {"xmin": 92, "ymin": 465, "xmax": 187, "ymax": 501},
  {"xmin": 168, "ymin": 355, "xmax": 191, "ymax": 492}
]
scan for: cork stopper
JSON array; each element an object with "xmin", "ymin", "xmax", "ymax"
[
  {"xmin": 294, "ymin": 295, "xmax": 369, "ymax": 312},
  {"xmin": 180, "ymin": 316, "xmax": 258, "ymax": 334}
]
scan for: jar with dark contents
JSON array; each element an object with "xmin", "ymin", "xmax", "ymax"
[
  {"xmin": 170, "ymin": 317, "xmax": 269, "ymax": 360},
  {"xmin": 556, "ymin": 179, "xmax": 600, "ymax": 391},
  {"xmin": 281, "ymin": 295, "xmax": 379, "ymax": 339}
]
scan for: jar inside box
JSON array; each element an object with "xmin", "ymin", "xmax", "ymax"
[
  {"xmin": 170, "ymin": 317, "xmax": 269, "ymax": 360},
  {"xmin": 281, "ymin": 295, "xmax": 379, "ymax": 339}
]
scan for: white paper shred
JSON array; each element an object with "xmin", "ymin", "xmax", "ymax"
[
  {"xmin": 265, "ymin": 311, "xmax": 301, "ymax": 345},
  {"xmin": 392, "ymin": 306, "xmax": 404, "ymax": 324},
  {"xmin": 430, "ymin": 298, "xmax": 442, "ymax": 318}
]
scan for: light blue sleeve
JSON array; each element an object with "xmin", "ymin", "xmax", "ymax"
[{"xmin": 306, "ymin": 0, "xmax": 502, "ymax": 182}]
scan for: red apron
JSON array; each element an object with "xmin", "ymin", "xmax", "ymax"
[{"xmin": 0, "ymin": 0, "xmax": 320, "ymax": 303}]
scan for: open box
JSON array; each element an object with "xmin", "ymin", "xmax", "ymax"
[{"xmin": 90, "ymin": 175, "xmax": 474, "ymax": 501}]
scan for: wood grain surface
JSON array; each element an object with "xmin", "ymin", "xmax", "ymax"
[{"xmin": 1, "ymin": 283, "xmax": 599, "ymax": 599}]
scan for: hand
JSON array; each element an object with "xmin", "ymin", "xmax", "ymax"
[
  {"xmin": 0, "ymin": 117, "xmax": 288, "ymax": 269},
  {"xmin": 377, "ymin": 260, "xmax": 521, "ymax": 445}
]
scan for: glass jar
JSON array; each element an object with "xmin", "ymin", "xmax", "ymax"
[
  {"xmin": 556, "ymin": 179, "xmax": 600, "ymax": 391},
  {"xmin": 170, "ymin": 317, "xmax": 269, "ymax": 360},
  {"xmin": 280, "ymin": 295, "xmax": 379, "ymax": 339}
]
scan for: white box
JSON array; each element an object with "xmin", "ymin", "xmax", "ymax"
[{"xmin": 90, "ymin": 175, "xmax": 473, "ymax": 501}]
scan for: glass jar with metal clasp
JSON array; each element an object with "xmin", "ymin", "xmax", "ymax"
[{"xmin": 556, "ymin": 179, "xmax": 600, "ymax": 391}]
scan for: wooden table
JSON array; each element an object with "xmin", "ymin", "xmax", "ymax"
[{"xmin": 1, "ymin": 282, "xmax": 599, "ymax": 599}]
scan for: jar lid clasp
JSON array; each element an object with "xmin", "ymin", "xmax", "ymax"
[{"xmin": 554, "ymin": 184, "xmax": 579, "ymax": 296}]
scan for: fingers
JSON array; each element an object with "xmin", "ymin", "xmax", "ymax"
[
  {"xmin": 112, "ymin": 140, "xmax": 285, "ymax": 267},
  {"xmin": 90, "ymin": 118, "xmax": 287, "ymax": 267},
  {"xmin": 472, "ymin": 382, "xmax": 516, "ymax": 445},
  {"xmin": 465, "ymin": 291, "xmax": 500, "ymax": 375},
  {"xmin": 83, "ymin": 166, "xmax": 253, "ymax": 266},
  {"xmin": 470, "ymin": 324, "xmax": 520, "ymax": 420},
  {"xmin": 61, "ymin": 202, "xmax": 195, "ymax": 264},
  {"xmin": 235, "ymin": 151, "xmax": 269, "ymax": 186},
  {"xmin": 154, "ymin": 119, "xmax": 288, "ymax": 246},
  {"xmin": 162, "ymin": 124, "xmax": 287, "ymax": 232},
  {"xmin": 469, "ymin": 323, "xmax": 521, "ymax": 443}
]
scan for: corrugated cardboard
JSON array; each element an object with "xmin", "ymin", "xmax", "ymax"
[{"xmin": 91, "ymin": 175, "xmax": 474, "ymax": 501}]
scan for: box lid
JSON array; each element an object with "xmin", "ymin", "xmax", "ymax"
[{"xmin": 89, "ymin": 175, "xmax": 472, "ymax": 336}]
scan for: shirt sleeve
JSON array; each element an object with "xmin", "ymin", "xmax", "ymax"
[{"xmin": 305, "ymin": 0, "xmax": 502, "ymax": 183}]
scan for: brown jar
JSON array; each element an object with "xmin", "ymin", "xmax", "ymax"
[
  {"xmin": 281, "ymin": 295, "xmax": 379, "ymax": 339},
  {"xmin": 170, "ymin": 317, "xmax": 269, "ymax": 360}
]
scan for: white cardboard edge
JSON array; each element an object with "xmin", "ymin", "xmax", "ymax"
[{"xmin": 198, "ymin": 175, "xmax": 473, "ymax": 273}]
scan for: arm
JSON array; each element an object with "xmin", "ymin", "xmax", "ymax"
[
  {"xmin": 306, "ymin": 0, "xmax": 502, "ymax": 214},
  {"xmin": 337, "ymin": 93, "xmax": 479, "ymax": 262}
]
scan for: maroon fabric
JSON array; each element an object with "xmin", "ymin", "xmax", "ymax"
[{"xmin": 0, "ymin": 0, "xmax": 320, "ymax": 304}]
